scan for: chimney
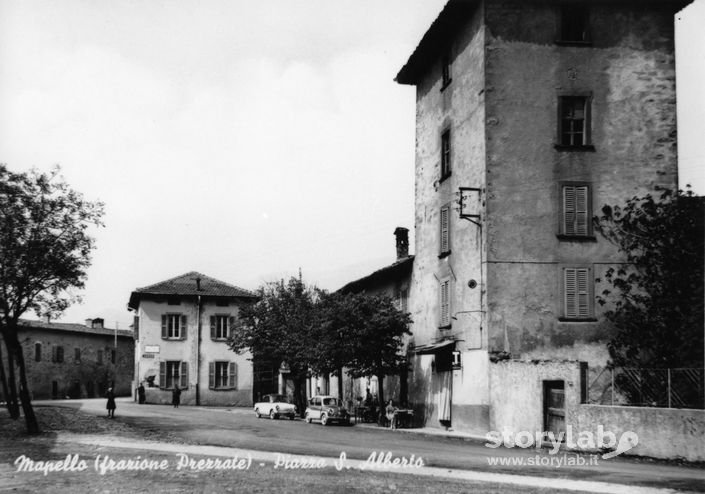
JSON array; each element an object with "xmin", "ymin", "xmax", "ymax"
[
  {"xmin": 85, "ymin": 318, "xmax": 93, "ymax": 328},
  {"xmin": 394, "ymin": 227, "xmax": 409, "ymax": 260},
  {"xmin": 93, "ymin": 318, "xmax": 104, "ymax": 329},
  {"xmin": 196, "ymin": 276, "xmax": 202, "ymax": 291}
]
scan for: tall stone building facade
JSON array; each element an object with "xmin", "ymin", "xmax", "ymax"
[{"xmin": 396, "ymin": 0, "xmax": 686, "ymax": 433}]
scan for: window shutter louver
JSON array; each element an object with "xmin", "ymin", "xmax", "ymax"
[
  {"xmin": 181, "ymin": 315, "xmax": 187, "ymax": 340},
  {"xmin": 181, "ymin": 362, "xmax": 188, "ymax": 389},
  {"xmin": 209, "ymin": 362, "xmax": 215, "ymax": 389},
  {"xmin": 161, "ymin": 315, "xmax": 167, "ymax": 339},
  {"xmin": 577, "ymin": 269, "xmax": 590, "ymax": 317},
  {"xmin": 159, "ymin": 361, "xmax": 166, "ymax": 389},
  {"xmin": 563, "ymin": 186, "xmax": 576, "ymax": 235},
  {"xmin": 229, "ymin": 362, "xmax": 237, "ymax": 389},
  {"xmin": 229, "ymin": 316, "xmax": 235, "ymax": 338},
  {"xmin": 565, "ymin": 268, "xmax": 577, "ymax": 318},
  {"xmin": 575, "ymin": 186, "xmax": 588, "ymax": 235},
  {"xmin": 52, "ymin": 346, "xmax": 57, "ymax": 363},
  {"xmin": 210, "ymin": 316, "xmax": 216, "ymax": 339},
  {"xmin": 440, "ymin": 206, "xmax": 450, "ymax": 253},
  {"xmin": 440, "ymin": 280, "xmax": 450, "ymax": 326}
]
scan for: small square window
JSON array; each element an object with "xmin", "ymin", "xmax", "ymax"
[
  {"xmin": 559, "ymin": 4, "xmax": 590, "ymax": 43},
  {"xmin": 441, "ymin": 130, "xmax": 451, "ymax": 179}
]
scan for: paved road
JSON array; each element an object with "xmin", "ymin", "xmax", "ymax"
[{"xmin": 35, "ymin": 399, "xmax": 704, "ymax": 492}]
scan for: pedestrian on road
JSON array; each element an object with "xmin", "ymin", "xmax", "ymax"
[
  {"xmin": 172, "ymin": 384, "xmax": 181, "ymax": 408},
  {"xmin": 106, "ymin": 387, "xmax": 116, "ymax": 418},
  {"xmin": 137, "ymin": 383, "xmax": 146, "ymax": 404},
  {"xmin": 386, "ymin": 399, "xmax": 397, "ymax": 429}
]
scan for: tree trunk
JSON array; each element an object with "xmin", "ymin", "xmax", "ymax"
[
  {"xmin": 293, "ymin": 376, "xmax": 307, "ymax": 418},
  {"xmin": 337, "ymin": 366, "xmax": 344, "ymax": 402},
  {"xmin": 2, "ymin": 335, "xmax": 21, "ymax": 419},
  {"xmin": 0, "ymin": 338, "xmax": 18, "ymax": 418},
  {"xmin": 4, "ymin": 329, "xmax": 39, "ymax": 433},
  {"xmin": 376, "ymin": 374, "xmax": 385, "ymax": 426}
]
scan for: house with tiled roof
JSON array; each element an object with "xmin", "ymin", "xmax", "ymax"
[
  {"xmin": 128, "ymin": 271, "xmax": 258, "ymax": 406},
  {"xmin": 9, "ymin": 318, "xmax": 134, "ymax": 400}
]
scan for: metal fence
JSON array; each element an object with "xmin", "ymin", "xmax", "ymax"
[{"xmin": 586, "ymin": 367, "xmax": 705, "ymax": 409}]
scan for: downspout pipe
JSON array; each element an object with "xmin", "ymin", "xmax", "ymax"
[{"xmin": 196, "ymin": 294, "xmax": 202, "ymax": 406}]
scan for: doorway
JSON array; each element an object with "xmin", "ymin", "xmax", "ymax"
[{"xmin": 543, "ymin": 380, "xmax": 565, "ymax": 436}]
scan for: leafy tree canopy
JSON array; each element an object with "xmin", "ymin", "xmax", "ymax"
[{"xmin": 594, "ymin": 187, "xmax": 704, "ymax": 369}]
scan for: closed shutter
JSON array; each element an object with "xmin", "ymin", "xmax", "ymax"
[
  {"xmin": 229, "ymin": 316, "xmax": 236, "ymax": 339},
  {"xmin": 159, "ymin": 361, "xmax": 166, "ymax": 389},
  {"xmin": 563, "ymin": 185, "xmax": 589, "ymax": 236},
  {"xmin": 133, "ymin": 315, "xmax": 139, "ymax": 340},
  {"xmin": 565, "ymin": 268, "xmax": 591, "ymax": 318},
  {"xmin": 440, "ymin": 206, "xmax": 450, "ymax": 253},
  {"xmin": 181, "ymin": 315, "xmax": 187, "ymax": 340},
  {"xmin": 210, "ymin": 316, "xmax": 216, "ymax": 339},
  {"xmin": 161, "ymin": 315, "xmax": 167, "ymax": 339},
  {"xmin": 229, "ymin": 362, "xmax": 237, "ymax": 389},
  {"xmin": 52, "ymin": 346, "xmax": 57, "ymax": 363},
  {"xmin": 209, "ymin": 362, "xmax": 215, "ymax": 389},
  {"xmin": 180, "ymin": 362, "xmax": 188, "ymax": 389},
  {"xmin": 440, "ymin": 279, "xmax": 450, "ymax": 327}
]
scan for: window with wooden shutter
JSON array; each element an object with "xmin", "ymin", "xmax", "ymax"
[
  {"xmin": 56, "ymin": 346, "xmax": 64, "ymax": 363},
  {"xmin": 229, "ymin": 362, "xmax": 237, "ymax": 389},
  {"xmin": 161, "ymin": 315, "xmax": 168, "ymax": 339},
  {"xmin": 440, "ymin": 205, "xmax": 450, "ymax": 255},
  {"xmin": 35, "ymin": 343, "xmax": 42, "ymax": 362},
  {"xmin": 439, "ymin": 278, "xmax": 451, "ymax": 328},
  {"xmin": 564, "ymin": 267, "xmax": 592, "ymax": 319},
  {"xmin": 159, "ymin": 361, "xmax": 166, "ymax": 389},
  {"xmin": 180, "ymin": 362, "xmax": 188, "ymax": 389},
  {"xmin": 441, "ymin": 130, "xmax": 451, "ymax": 178},
  {"xmin": 210, "ymin": 315, "xmax": 216, "ymax": 339},
  {"xmin": 209, "ymin": 362, "xmax": 215, "ymax": 389},
  {"xmin": 52, "ymin": 346, "xmax": 57, "ymax": 363},
  {"xmin": 229, "ymin": 316, "xmax": 236, "ymax": 339},
  {"xmin": 211, "ymin": 315, "xmax": 229, "ymax": 340},
  {"xmin": 180, "ymin": 315, "xmax": 187, "ymax": 340},
  {"xmin": 562, "ymin": 184, "xmax": 590, "ymax": 236}
]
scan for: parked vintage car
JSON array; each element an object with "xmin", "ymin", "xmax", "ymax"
[
  {"xmin": 254, "ymin": 394, "xmax": 296, "ymax": 420},
  {"xmin": 304, "ymin": 395, "xmax": 350, "ymax": 425}
]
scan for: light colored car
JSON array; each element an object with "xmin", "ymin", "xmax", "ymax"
[
  {"xmin": 304, "ymin": 395, "xmax": 350, "ymax": 426},
  {"xmin": 254, "ymin": 394, "xmax": 296, "ymax": 420}
]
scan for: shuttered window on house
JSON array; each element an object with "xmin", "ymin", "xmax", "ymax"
[
  {"xmin": 564, "ymin": 267, "xmax": 591, "ymax": 319},
  {"xmin": 35, "ymin": 343, "xmax": 41, "ymax": 362},
  {"xmin": 161, "ymin": 360, "xmax": 186, "ymax": 389},
  {"xmin": 161, "ymin": 314, "xmax": 187, "ymax": 339},
  {"xmin": 209, "ymin": 361, "xmax": 237, "ymax": 390},
  {"xmin": 440, "ymin": 205, "xmax": 450, "ymax": 255},
  {"xmin": 562, "ymin": 185, "xmax": 590, "ymax": 236},
  {"xmin": 439, "ymin": 278, "xmax": 451, "ymax": 327},
  {"xmin": 210, "ymin": 315, "xmax": 233, "ymax": 340}
]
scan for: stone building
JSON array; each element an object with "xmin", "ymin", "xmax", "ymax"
[
  {"xmin": 128, "ymin": 271, "xmax": 258, "ymax": 406},
  {"xmin": 11, "ymin": 318, "xmax": 134, "ymax": 400},
  {"xmin": 330, "ymin": 227, "xmax": 414, "ymax": 406},
  {"xmin": 396, "ymin": 0, "xmax": 687, "ymax": 434}
]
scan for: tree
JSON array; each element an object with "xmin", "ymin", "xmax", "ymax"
[
  {"xmin": 594, "ymin": 187, "xmax": 704, "ymax": 370},
  {"xmin": 0, "ymin": 165, "xmax": 104, "ymax": 433},
  {"xmin": 318, "ymin": 292, "xmax": 412, "ymax": 423},
  {"xmin": 229, "ymin": 276, "xmax": 319, "ymax": 417}
]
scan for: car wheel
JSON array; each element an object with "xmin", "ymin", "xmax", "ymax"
[
  {"xmin": 289, "ymin": 415, "xmax": 295, "ymax": 420},
  {"xmin": 255, "ymin": 408, "xmax": 261, "ymax": 418},
  {"xmin": 321, "ymin": 413, "xmax": 328, "ymax": 426},
  {"xmin": 305, "ymin": 412, "xmax": 312, "ymax": 424},
  {"xmin": 269, "ymin": 410, "xmax": 276, "ymax": 420}
]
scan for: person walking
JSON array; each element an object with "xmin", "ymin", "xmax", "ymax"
[
  {"xmin": 172, "ymin": 384, "xmax": 181, "ymax": 408},
  {"xmin": 106, "ymin": 387, "xmax": 116, "ymax": 418},
  {"xmin": 137, "ymin": 383, "xmax": 146, "ymax": 404}
]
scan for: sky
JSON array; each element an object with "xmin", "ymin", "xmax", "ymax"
[{"xmin": 0, "ymin": 0, "xmax": 703, "ymax": 330}]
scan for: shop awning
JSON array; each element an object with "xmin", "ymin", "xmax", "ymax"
[{"xmin": 413, "ymin": 339, "xmax": 455, "ymax": 355}]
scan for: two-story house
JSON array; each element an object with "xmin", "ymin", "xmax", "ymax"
[
  {"xmin": 128, "ymin": 271, "xmax": 257, "ymax": 406},
  {"xmin": 396, "ymin": 0, "xmax": 686, "ymax": 434}
]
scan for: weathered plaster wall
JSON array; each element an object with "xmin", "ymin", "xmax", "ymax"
[
  {"xmin": 483, "ymin": 0, "xmax": 679, "ymax": 362},
  {"xmin": 17, "ymin": 328, "xmax": 133, "ymax": 399},
  {"xmin": 489, "ymin": 359, "xmax": 584, "ymax": 434},
  {"xmin": 136, "ymin": 297, "xmax": 252, "ymax": 406},
  {"xmin": 574, "ymin": 405, "xmax": 705, "ymax": 462},
  {"xmin": 409, "ymin": 0, "xmax": 488, "ymax": 431}
]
